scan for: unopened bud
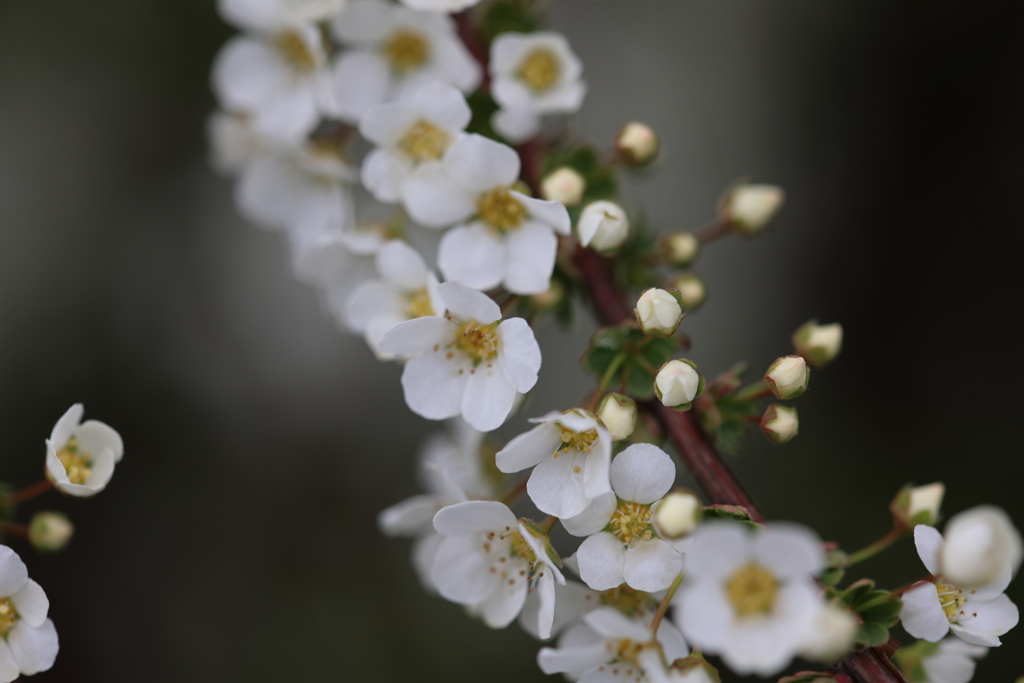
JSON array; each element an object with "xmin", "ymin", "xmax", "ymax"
[
  {"xmin": 941, "ymin": 505, "xmax": 1023, "ymax": 587},
  {"xmin": 540, "ymin": 167, "xmax": 586, "ymax": 206},
  {"xmin": 655, "ymin": 359, "xmax": 704, "ymax": 410},
  {"xmin": 760, "ymin": 404, "xmax": 799, "ymax": 445},
  {"xmin": 596, "ymin": 393, "xmax": 637, "ymax": 441},
  {"xmin": 669, "ymin": 272, "xmax": 706, "ymax": 311},
  {"xmin": 764, "ymin": 355, "xmax": 809, "ymax": 400},
  {"xmin": 900, "ymin": 482, "xmax": 945, "ymax": 527},
  {"xmin": 652, "ymin": 490, "xmax": 701, "ymax": 539},
  {"xmin": 662, "ymin": 231, "xmax": 700, "ymax": 267},
  {"xmin": 28, "ymin": 511, "xmax": 74, "ymax": 554},
  {"xmin": 636, "ymin": 288, "xmax": 684, "ymax": 337},
  {"xmin": 577, "ymin": 201, "xmax": 630, "ymax": 252},
  {"xmin": 724, "ymin": 183, "xmax": 785, "ymax": 235},
  {"xmin": 799, "ymin": 603, "xmax": 859, "ymax": 662},
  {"xmin": 792, "ymin": 319, "xmax": 843, "ymax": 369},
  {"xmin": 615, "ymin": 121, "xmax": 659, "ymax": 167}
]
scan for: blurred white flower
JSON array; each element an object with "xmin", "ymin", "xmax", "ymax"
[
  {"xmin": 45, "ymin": 404, "xmax": 123, "ymax": 498},
  {"xmin": 918, "ymin": 637, "xmax": 987, "ymax": 683},
  {"xmin": 941, "ymin": 506, "xmax": 1023, "ymax": 587},
  {"xmin": 541, "ymin": 167, "xmax": 586, "ymax": 206},
  {"xmin": 0, "ymin": 546, "xmax": 58, "ymax": 681},
  {"xmin": 218, "ymin": 0, "xmax": 346, "ymax": 33}
]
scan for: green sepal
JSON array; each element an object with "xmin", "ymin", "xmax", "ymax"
[
  {"xmin": 517, "ymin": 518, "xmax": 563, "ymax": 568},
  {"xmin": 839, "ymin": 579, "xmax": 876, "ymax": 607},
  {"xmin": 701, "ymin": 504, "xmax": 762, "ymax": 530},
  {"xmin": 820, "ymin": 566, "xmax": 845, "ymax": 587}
]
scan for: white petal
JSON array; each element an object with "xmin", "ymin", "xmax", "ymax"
[
  {"xmin": 332, "ymin": 0, "xmax": 393, "ymax": 44},
  {"xmin": 496, "ymin": 318, "xmax": 541, "ymax": 393},
  {"xmin": 438, "ymin": 224, "xmax": 507, "ymax": 292},
  {"xmin": 378, "ymin": 316, "xmax": 453, "ymax": 355},
  {"xmin": 583, "ymin": 607, "xmax": 649, "ymax": 641},
  {"xmin": 622, "ymin": 539, "xmax": 682, "ymax": 592},
  {"xmin": 378, "ymin": 495, "xmax": 439, "ymax": 538},
  {"xmin": 656, "ymin": 620, "xmax": 689, "ymax": 662},
  {"xmin": 411, "ymin": 532, "xmax": 444, "ymax": 593},
  {"xmin": 433, "ymin": 500, "xmax": 517, "ymax": 537},
  {"xmin": 536, "ymin": 570, "xmax": 557, "ymax": 639},
  {"xmin": 461, "ymin": 368, "xmax": 516, "ymax": 433},
  {"xmin": 360, "ymin": 148, "xmax": 405, "ymax": 204},
  {"xmin": 678, "ymin": 581, "xmax": 733, "ymax": 651},
  {"xmin": 513, "ymin": 192, "xmax": 572, "ymax": 235},
  {"xmin": 7, "ymin": 619, "xmax": 58, "ymax": 676},
  {"xmin": 345, "ymin": 281, "xmax": 402, "ymax": 334},
  {"xmin": 609, "ymin": 443, "xmax": 675, "ymax": 504},
  {"xmin": 479, "ymin": 575, "xmax": 529, "ymax": 628},
  {"xmin": 504, "ymin": 221, "xmax": 557, "ymax": 295},
  {"xmin": 438, "ymin": 281, "xmax": 501, "ymax": 324},
  {"xmin": 424, "ymin": 30, "xmax": 481, "ymax": 91},
  {"xmin": 10, "ymin": 580, "xmax": 48, "ymax": 628},
  {"xmin": 915, "ymin": 524, "xmax": 944, "ymax": 576},
  {"xmin": 562, "ymin": 492, "xmax": 616, "ymax": 538},
  {"xmin": 359, "ymin": 103, "xmax": 418, "ymax": 147},
  {"xmin": 492, "ymin": 107, "xmax": 542, "ymax": 144},
  {"xmin": 496, "ymin": 423, "xmax": 561, "ymax": 473},
  {"xmin": 538, "ymin": 642, "xmax": 610, "ymax": 675},
  {"xmin": 74, "ymin": 420, "xmax": 123, "ymax": 463},
  {"xmin": 331, "ymin": 51, "xmax": 390, "ymax": 122},
  {"xmin": 403, "ymin": 164, "xmax": 477, "ymax": 228},
  {"xmin": 684, "ymin": 523, "xmax": 752, "ymax": 582},
  {"xmin": 0, "ymin": 640, "xmax": 18, "ymax": 683},
  {"xmin": 83, "ymin": 448, "xmax": 116, "ymax": 492},
  {"xmin": 755, "ymin": 524, "xmax": 825, "ymax": 579},
  {"xmin": 953, "ymin": 593, "xmax": 1018, "ymax": 644},
  {"xmin": 581, "ymin": 434, "xmax": 612, "ymax": 502},
  {"xmin": 443, "ymin": 134, "xmax": 520, "ymax": 192},
  {"xmin": 921, "ymin": 651, "xmax": 976, "ymax": 683},
  {"xmin": 50, "ymin": 404, "xmax": 83, "ymax": 449},
  {"xmin": 400, "ymin": 352, "xmax": 469, "ymax": 421},
  {"xmin": 211, "ymin": 37, "xmax": 286, "ymax": 111},
  {"xmin": 901, "ymin": 582, "xmax": 952, "ymax": 642},
  {"xmin": 432, "ymin": 536, "xmax": 499, "ymax": 605},
  {"xmin": 377, "ymin": 240, "xmax": 428, "ymax": 291},
  {"xmin": 0, "ymin": 547, "xmax": 28, "ymax": 598},
  {"xmin": 576, "ymin": 532, "xmax": 627, "ymax": 591},
  {"xmin": 529, "ymin": 451, "xmax": 590, "ymax": 519},
  {"xmin": 251, "ymin": 83, "xmax": 319, "ymax": 142},
  {"xmin": 413, "ymin": 82, "xmax": 472, "ymax": 131}
]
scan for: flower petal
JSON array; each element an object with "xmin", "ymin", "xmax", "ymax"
[
  {"xmin": 360, "ymin": 148, "xmax": 404, "ymax": 204},
  {"xmin": 952, "ymin": 593, "xmax": 1019, "ymax": 646},
  {"xmin": 529, "ymin": 451, "xmax": 590, "ymax": 519},
  {"xmin": 684, "ymin": 523, "xmax": 752, "ymax": 582},
  {"xmin": 331, "ymin": 51, "xmax": 390, "ymax": 122},
  {"xmin": 755, "ymin": 523, "xmax": 825, "ymax": 579},
  {"xmin": 584, "ymin": 607, "xmax": 649, "ymax": 641},
  {"xmin": 10, "ymin": 580, "xmax": 48, "ymax": 628},
  {"xmin": 413, "ymin": 82, "xmax": 472, "ymax": 132},
  {"xmin": 379, "ymin": 316, "xmax": 453, "ymax": 355},
  {"xmin": 461, "ymin": 366, "xmax": 516, "ymax": 433},
  {"xmin": 513, "ymin": 192, "xmax": 572, "ymax": 235},
  {"xmin": 438, "ymin": 281, "xmax": 501, "ymax": 324},
  {"xmin": 901, "ymin": 582, "xmax": 952, "ymax": 642},
  {"xmin": 49, "ymin": 404, "xmax": 83, "ymax": 449},
  {"xmin": 479, "ymin": 572, "xmax": 529, "ymax": 628},
  {"xmin": 331, "ymin": 0, "xmax": 394, "ymax": 44},
  {"xmin": 443, "ymin": 134, "xmax": 520, "ymax": 192},
  {"xmin": 0, "ymin": 547, "xmax": 28, "ymax": 597},
  {"xmin": 7, "ymin": 619, "xmax": 58, "ymax": 676},
  {"xmin": 576, "ymin": 532, "xmax": 627, "ymax": 591},
  {"xmin": 400, "ymin": 352, "xmax": 469, "ymax": 421},
  {"xmin": 915, "ymin": 524, "xmax": 944, "ymax": 576},
  {"xmin": 497, "ymin": 318, "xmax": 541, "ymax": 394},
  {"xmin": 432, "ymin": 536, "xmax": 499, "ymax": 605},
  {"xmin": 536, "ymin": 570, "xmax": 557, "ymax": 639},
  {"xmin": 437, "ymin": 224, "xmax": 506, "ymax": 292},
  {"xmin": 538, "ymin": 642, "xmax": 610, "ymax": 675},
  {"xmin": 378, "ymin": 495, "xmax": 439, "ymax": 538},
  {"xmin": 623, "ymin": 539, "xmax": 682, "ymax": 592},
  {"xmin": 504, "ymin": 220, "xmax": 557, "ymax": 295},
  {"xmin": 562, "ymin": 492, "xmax": 616, "ymax": 538},
  {"xmin": 491, "ymin": 107, "xmax": 541, "ymax": 144},
  {"xmin": 496, "ymin": 422, "xmax": 561, "ymax": 473},
  {"xmin": 609, "ymin": 443, "xmax": 675, "ymax": 504},
  {"xmin": 377, "ymin": 240, "xmax": 427, "ymax": 291},
  {"xmin": 0, "ymin": 640, "xmax": 18, "ymax": 683},
  {"xmin": 402, "ymin": 163, "xmax": 477, "ymax": 228},
  {"xmin": 433, "ymin": 500, "xmax": 518, "ymax": 537},
  {"xmin": 359, "ymin": 102, "xmax": 418, "ymax": 147}
]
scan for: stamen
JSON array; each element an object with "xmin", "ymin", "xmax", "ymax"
[
  {"xmin": 609, "ymin": 501, "xmax": 653, "ymax": 545},
  {"xmin": 477, "ymin": 188, "xmax": 526, "ymax": 233},
  {"xmin": 725, "ymin": 563, "xmax": 779, "ymax": 616},
  {"xmin": 517, "ymin": 48, "xmax": 560, "ymax": 93},
  {"xmin": 384, "ymin": 30, "xmax": 429, "ymax": 72},
  {"xmin": 274, "ymin": 30, "xmax": 317, "ymax": 72},
  {"xmin": 56, "ymin": 436, "xmax": 93, "ymax": 486}
]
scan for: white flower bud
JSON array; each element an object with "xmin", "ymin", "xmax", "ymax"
[
  {"xmin": 28, "ymin": 511, "xmax": 74, "ymax": 554},
  {"xmin": 540, "ymin": 166, "xmax": 586, "ymax": 206},
  {"xmin": 941, "ymin": 505, "xmax": 1023, "ymax": 587},
  {"xmin": 669, "ymin": 272, "xmax": 706, "ymax": 311},
  {"xmin": 764, "ymin": 355, "xmax": 809, "ymax": 400},
  {"xmin": 908, "ymin": 483, "xmax": 945, "ymax": 526},
  {"xmin": 655, "ymin": 359, "xmax": 703, "ymax": 409},
  {"xmin": 792, "ymin": 320, "xmax": 844, "ymax": 369},
  {"xmin": 662, "ymin": 231, "xmax": 700, "ymax": 267},
  {"xmin": 760, "ymin": 404, "xmax": 799, "ymax": 445},
  {"xmin": 577, "ymin": 200, "xmax": 630, "ymax": 252},
  {"xmin": 725, "ymin": 183, "xmax": 785, "ymax": 235},
  {"xmin": 652, "ymin": 491, "xmax": 701, "ymax": 539},
  {"xmin": 799, "ymin": 603, "xmax": 859, "ymax": 662},
  {"xmin": 596, "ymin": 393, "xmax": 637, "ymax": 441},
  {"xmin": 615, "ymin": 121, "xmax": 658, "ymax": 166},
  {"xmin": 636, "ymin": 288, "xmax": 684, "ymax": 337}
]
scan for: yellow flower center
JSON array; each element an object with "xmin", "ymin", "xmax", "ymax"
[
  {"xmin": 0, "ymin": 599, "xmax": 17, "ymax": 638},
  {"xmin": 517, "ymin": 48, "xmax": 560, "ymax": 92},
  {"xmin": 598, "ymin": 585, "xmax": 656, "ymax": 617},
  {"xmin": 384, "ymin": 30, "xmax": 430, "ymax": 72},
  {"xmin": 726, "ymin": 562, "xmax": 779, "ymax": 616},
  {"xmin": 509, "ymin": 531, "xmax": 538, "ymax": 563},
  {"xmin": 397, "ymin": 120, "xmax": 450, "ymax": 163},
  {"xmin": 936, "ymin": 582, "xmax": 977, "ymax": 622},
  {"xmin": 477, "ymin": 188, "xmax": 526, "ymax": 233},
  {"xmin": 610, "ymin": 501, "xmax": 653, "ymax": 545},
  {"xmin": 405, "ymin": 288, "xmax": 435, "ymax": 319},
  {"xmin": 453, "ymin": 321, "xmax": 499, "ymax": 364},
  {"xmin": 613, "ymin": 638, "xmax": 643, "ymax": 666},
  {"xmin": 57, "ymin": 436, "xmax": 92, "ymax": 486},
  {"xmin": 275, "ymin": 30, "xmax": 317, "ymax": 73}
]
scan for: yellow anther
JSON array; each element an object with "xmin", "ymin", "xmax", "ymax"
[
  {"xmin": 397, "ymin": 120, "xmax": 450, "ymax": 163},
  {"xmin": 517, "ymin": 49, "xmax": 560, "ymax": 92},
  {"xmin": 453, "ymin": 322, "xmax": 499, "ymax": 364},
  {"xmin": 725, "ymin": 563, "xmax": 779, "ymax": 616},
  {"xmin": 56, "ymin": 436, "xmax": 92, "ymax": 486},
  {"xmin": 405, "ymin": 288, "xmax": 435, "ymax": 319},
  {"xmin": 609, "ymin": 501, "xmax": 653, "ymax": 545},
  {"xmin": 508, "ymin": 532, "xmax": 537, "ymax": 563},
  {"xmin": 556, "ymin": 426, "xmax": 598, "ymax": 456},
  {"xmin": 936, "ymin": 582, "xmax": 967, "ymax": 621},
  {"xmin": 477, "ymin": 188, "xmax": 526, "ymax": 233},
  {"xmin": 275, "ymin": 30, "xmax": 317, "ymax": 72},
  {"xmin": 0, "ymin": 599, "xmax": 17, "ymax": 637},
  {"xmin": 384, "ymin": 30, "xmax": 430, "ymax": 72}
]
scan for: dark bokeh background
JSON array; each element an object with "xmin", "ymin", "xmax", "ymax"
[{"xmin": 1, "ymin": 0, "xmax": 1023, "ymax": 680}]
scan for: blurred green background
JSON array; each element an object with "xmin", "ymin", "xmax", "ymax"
[{"xmin": 1, "ymin": 0, "xmax": 1023, "ymax": 680}]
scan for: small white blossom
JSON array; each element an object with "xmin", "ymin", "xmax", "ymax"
[
  {"xmin": 596, "ymin": 394, "xmax": 637, "ymax": 442},
  {"xmin": 379, "ymin": 282, "xmax": 541, "ymax": 432},
  {"xmin": 496, "ymin": 409, "xmax": 612, "ymax": 519},
  {"xmin": 764, "ymin": 355, "xmax": 809, "ymax": 400},
  {"xmin": 329, "ymin": 0, "xmax": 480, "ymax": 123},
  {"xmin": 901, "ymin": 524, "xmax": 1019, "ymax": 646},
  {"xmin": 655, "ymin": 360, "xmax": 701, "ymax": 409},
  {"xmin": 44, "ymin": 404, "xmax": 123, "ymax": 497},
  {"xmin": 0, "ymin": 546, "xmax": 58, "ymax": 681},
  {"xmin": 615, "ymin": 122, "xmax": 658, "ymax": 167},
  {"xmin": 651, "ymin": 491, "xmax": 701, "ymax": 541},
  {"xmin": 573, "ymin": 444, "xmax": 683, "ymax": 592},
  {"xmin": 636, "ymin": 288, "xmax": 683, "ymax": 337},
  {"xmin": 490, "ymin": 32, "xmax": 586, "ymax": 143},
  {"xmin": 724, "ymin": 183, "xmax": 785, "ymax": 235},
  {"xmin": 541, "ymin": 167, "xmax": 586, "ymax": 207},
  {"xmin": 397, "ymin": 0, "xmax": 481, "ymax": 12},
  {"xmin": 918, "ymin": 638, "xmax": 987, "ymax": 683},
  {"xmin": 792, "ymin": 320, "xmax": 843, "ymax": 369},
  {"xmin": 577, "ymin": 200, "xmax": 630, "ymax": 253},
  {"xmin": 218, "ymin": 0, "xmax": 346, "ymax": 33},
  {"xmin": 798, "ymin": 602, "xmax": 859, "ymax": 662},
  {"xmin": 676, "ymin": 522, "xmax": 825, "ymax": 676},
  {"xmin": 432, "ymin": 501, "xmax": 564, "ymax": 636},
  {"xmin": 941, "ymin": 506, "xmax": 1023, "ymax": 587}
]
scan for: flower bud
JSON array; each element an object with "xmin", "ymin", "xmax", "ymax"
[
  {"xmin": 669, "ymin": 272, "xmax": 706, "ymax": 311},
  {"xmin": 652, "ymin": 490, "xmax": 701, "ymax": 539},
  {"xmin": 615, "ymin": 121, "xmax": 658, "ymax": 167},
  {"xmin": 28, "ymin": 511, "xmax": 74, "ymax": 554},
  {"xmin": 799, "ymin": 603, "xmax": 859, "ymax": 662},
  {"xmin": 597, "ymin": 393, "xmax": 637, "ymax": 441},
  {"xmin": 655, "ymin": 359, "xmax": 704, "ymax": 409},
  {"xmin": 577, "ymin": 201, "xmax": 630, "ymax": 252},
  {"xmin": 636, "ymin": 288, "xmax": 684, "ymax": 337},
  {"xmin": 759, "ymin": 404, "xmax": 799, "ymax": 445},
  {"xmin": 941, "ymin": 505, "xmax": 1023, "ymax": 587},
  {"xmin": 540, "ymin": 166, "xmax": 586, "ymax": 206},
  {"xmin": 792, "ymin": 319, "xmax": 843, "ymax": 369},
  {"xmin": 724, "ymin": 183, "xmax": 785, "ymax": 235},
  {"xmin": 764, "ymin": 355, "xmax": 809, "ymax": 399},
  {"xmin": 662, "ymin": 231, "xmax": 700, "ymax": 267},
  {"xmin": 907, "ymin": 482, "xmax": 945, "ymax": 526}
]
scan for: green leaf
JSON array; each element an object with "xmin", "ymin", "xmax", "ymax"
[
  {"xmin": 856, "ymin": 621, "xmax": 890, "ymax": 647},
  {"xmin": 840, "ymin": 579, "xmax": 876, "ymax": 607},
  {"xmin": 820, "ymin": 566, "xmax": 845, "ymax": 587},
  {"xmin": 701, "ymin": 505, "xmax": 761, "ymax": 530},
  {"xmin": 481, "ymin": 0, "xmax": 540, "ymax": 42}
]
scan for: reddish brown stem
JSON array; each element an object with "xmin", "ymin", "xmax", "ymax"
[
  {"xmin": 6, "ymin": 479, "xmax": 53, "ymax": 506},
  {"xmin": 0, "ymin": 522, "xmax": 28, "ymax": 538},
  {"xmin": 692, "ymin": 218, "xmax": 733, "ymax": 245}
]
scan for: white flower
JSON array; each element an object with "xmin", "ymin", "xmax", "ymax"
[
  {"xmin": 329, "ymin": 0, "xmax": 480, "ymax": 123},
  {"xmin": 615, "ymin": 122, "xmax": 658, "ymax": 167},
  {"xmin": 378, "ymin": 282, "xmax": 541, "ymax": 431},
  {"xmin": 918, "ymin": 638, "xmax": 987, "ymax": 683},
  {"xmin": 359, "ymin": 82, "xmax": 471, "ymax": 204},
  {"xmin": 537, "ymin": 607, "xmax": 689, "ymax": 683},
  {"xmin": 764, "ymin": 355, "xmax": 809, "ymax": 400},
  {"xmin": 212, "ymin": 21, "xmax": 333, "ymax": 142},
  {"xmin": 596, "ymin": 393, "xmax": 637, "ymax": 442},
  {"xmin": 573, "ymin": 444, "xmax": 683, "ymax": 593},
  {"xmin": 655, "ymin": 360, "xmax": 701, "ymax": 409},
  {"xmin": 290, "ymin": 226, "xmax": 390, "ymax": 318},
  {"xmin": 496, "ymin": 409, "xmax": 612, "ymax": 519},
  {"xmin": 519, "ymin": 579, "xmax": 602, "ymax": 641},
  {"xmin": 404, "ymin": 134, "xmax": 571, "ymax": 294},
  {"xmin": 676, "ymin": 522, "xmax": 825, "ymax": 676},
  {"xmin": 941, "ymin": 506, "xmax": 1023, "ymax": 587},
  {"xmin": 489, "ymin": 32, "xmax": 586, "ymax": 143},
  {"xmin": 432, "ymin": 501, "xmax": 564, "ymax": 636},
  {"xmin": 578, "ymin": 201, "xmax": 630, "ymax": 253},
  {"xmin": 207, "ymin": 111, "xmax": 275, "ymax": 176},
  {"xmin": 636, "ymin": 288, "xmax": 683, "ymax": 337},
  {"xmin": 541, "ymin": 167, "xmax": 586, "ymax": 207},
  {"xmin": 44, "ymin": 404, "xmax": 123, "ymax": 497},
  {"xmin": 344, "ymin": 240, "xmax": 444, "ymax": 356},
  {"xmin": 760, "ymin": 404, "xmax": 799, "ymax": 445},
  {"xmin": 0, "ymin": 546, "xmax": 58, "ymax": 681},
  {"xmin": 798, "ymin": 602, "xmax": 859, "ymax": 662},
  {"xmin": 724, "ymin": 183, "xmax": 785, "ymax": 235},
  {"xmin": 901, "ymin": 524, "xmax": 1019, "ymax": 646},
  {"xmin": 398, "ymin": 0, "xmax": 480, "ymax": 12},
  {"xmin": 218, "ymin": 0, "xmax": 346, "ymax": 33},
  {"xmin": 791, "ymin": 320, "xmax": 843, "ymax": 369}
]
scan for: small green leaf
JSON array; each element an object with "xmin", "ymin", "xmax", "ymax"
[
  {"xmin": 481, "ymin": 0, "xmax": 540, "ymax": 41},
  {"xmin": 856, "ymin": 621, "xmax": 890, "ymax": 647},
  {"xmin": 820, "ymin": 566, "xmax": 845, "ymax": 587}
]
